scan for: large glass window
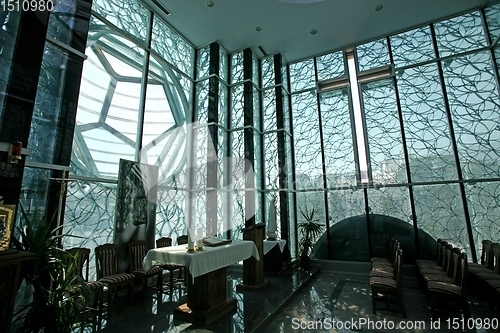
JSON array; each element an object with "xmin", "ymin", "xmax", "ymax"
[{"xmin": 290, "ymin": 7, "xmax": 500, "ymax": 262}]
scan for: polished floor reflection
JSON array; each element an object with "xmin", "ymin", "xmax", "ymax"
[
  {"xmin": 83, "ymin": 266, "xmax": 499, "ymax": 333},
  {"xmin": 85, "ymin": 266, "xmax": 317, "ymax": 333}
]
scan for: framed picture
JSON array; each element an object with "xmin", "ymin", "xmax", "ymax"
[{"xmin": 0, "ymin": 205, "xmax": 16, "ymax": 251}]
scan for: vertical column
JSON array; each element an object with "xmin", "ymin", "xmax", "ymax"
[
  {"xmin": 274, "ymin": 54, "xmax": 290, "ymax": 244},
  {"xmin": 237, "ymin": 48, "xmax": 268, "ymax": 291},
  {"xmin": 206, "ymin": 42, "xmax": 220, "ymax": 236},
  {"xmin": 243, "ymin": 48, "xmax": 256, "ymax": 228},
  {"xmin": 0, "ymin": 10, "xmax": 50, "ymax": 205}
]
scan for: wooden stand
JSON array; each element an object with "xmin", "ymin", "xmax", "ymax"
[
  {"xmin": 264, "ymin": 241, "xmax": 287, "ymax": 276},
  {"xmin": 174, "ymin": 267, "xmax": 237, "ymax": 325},
  {"xmin": 0, "ymin": 249, "xmax": 35, "ymax": 333},
  {"xmin": 236, "ymin": 223, "xmax": 269, "ymax": 291}
]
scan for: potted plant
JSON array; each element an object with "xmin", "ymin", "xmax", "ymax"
[
  {"xmin": 11, "ymin": 207, "xmax": 90, "ymax": 333},
  {"xmin": 298, "ymin": 206, "xmax": 324, "ymax": 270}
]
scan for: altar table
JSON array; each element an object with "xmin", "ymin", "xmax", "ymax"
[
  {"xmin": 263, "ymin": 240, "xmax": 287, "ymax": 276},
  {"xmin": 144, "ymin": 240, "xmax": 259, "ymax": 325}
]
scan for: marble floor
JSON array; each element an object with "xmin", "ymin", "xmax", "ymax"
[{"xmin": 82, "ymin": 265, "xmax": 499, "ymax": 333}]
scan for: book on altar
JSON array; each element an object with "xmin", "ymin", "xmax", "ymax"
[{"xmin": 203, "ymin": 237, "xmax": 232, "ymax": 247}]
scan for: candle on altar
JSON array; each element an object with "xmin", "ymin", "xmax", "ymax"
[
  {"xmin": 188, "ymin": 228, "xmax": 195, "ymax": 251},
  {"xmin": 196, "ymin": 228, "xmax": 203, "ymax": 248}
]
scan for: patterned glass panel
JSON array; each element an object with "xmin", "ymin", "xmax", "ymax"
[
  {"xmin": 231, "ymin": 51, "xmax": 244, "ymax": 84},
  {"xmin": 485, "ymin": 4, "xmax": 500, "ymax": 43},
  {"xmin": 434, "ymin": 11, "xmax": 487, "ymax": 58},
  {"xmin": 152, "ymin": 17, "xmax": 194, "ymax": 77},
  {"xmin": 413, "ymin": 184, "xmax": 470, "ymax": 256},
  {"xmin": 219, "ymin": 81, "xmax": 228, "ymax": 129},
  {"xmin": 156, "ymin": 188, "xmax": 187, "ymax": 239},
  {"xmin": 92, "ymin": 0, "xmax": 149, "ymax": 42},
  {"xmin": 464, "ymin": 181, "xmax": 500, "ymax": 261},
  {"xmin": 281, "ymin": 56, "xmax": 290, "ymax": 92},
  {"xmin": 316, "ymin": 51, "xmax": 345, "ymax": 81},
  {"xmin": 19, "ymin": 167, "xmax": 51, "ymax": 222},
  {"xmin": 262, "ymin": 56, "xmax": 275, "ymax": 88},
  {"xmin": 320, "ymin": 89, "xmax": 356, "ymax": 188},
  {"xmin": 252, "ymin": 51, "xmax": 259, "ymax": 86},
  {"xmin": 292, "ymin": 91, "xmax": 322, "ymax": 189},
  {"xmin": 231, "ymin": 84, "xmax": 244, "ymax": 129},
  {"xmin": 367, "ymin": 187, "xmax": 413, "ymax": 258},
  {"xmin": 397, "ymin": 63, "xmax": 458, "ymax": 182},
  {"xmin": 141, "ymin": 55, "xmax": 191, "ymax": 181},
  {"xmin": 390, "ymin": 26, "xmax": 434, "ymax": 68},
  {"xmin": 356, "ymin": 38, "xmax": 390, "ymax": 72},
  {"xmin": 263, "ymin": 132, "xmax": 279, "ymax": 190},
  {"xmin": 196, "ymin": 45, "xmax": 210, "ymax": 79},
  {"xmin": 230, "ymin": 130, "xmax": 245, "ymax": 238},
  {"xmin": 262, "ymin": 88, "xmax": 276, "ymax": 132},
  {"xmin": 72, "ymin": 21, "xmax": 147, "ymax": 179},
  {"xmin": 142, "ymin": 82, "xmax": 174, "ymax": 148},
  {"xmin": 442, "ymin": 52, "xmax": 500, "ymax": 179},
  {"xmin": 367, "ymin": 187, "xmax": 411, "ymax": 223},
  {"xmin": 47, "ymin": 0, "xmax": 81, "ymax": 45},
  {"xmin": 281, "ymin": 87, "xmax": 290, "ymax": 132},
  {"xmin": 29, "ymin": 43, "xmax": 73, "ymax": 164},
  {"xmin": 196, "ymin": 80, "xmax": 209, "ymax": 124},
  {"xmin": 362, "ymin": 79, "xmax": 407, "ymax": 184},
  {"xmin": 253, "ymin": 87, "xmax": 261, "ymax": 131},
  {"xmin": 321, "ymin": 188, "xmax": 368, "ymax": 260},
  {"xmin": 63, "ymin": 180, "xmax": 117, "ymax": 280},
  {"xmin": 220, "ymin": 48, "xmax": 228, "ymax": 84},
  {"xmin": 0, "ymin": 10, "xmax": 21, "ymax": 121},
  {"xmin": 289, "ymin": 59, "xmax": 315, "ymax": 92}
]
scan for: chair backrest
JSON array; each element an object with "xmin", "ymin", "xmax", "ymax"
[
  {"xmin": 128, "ymin": 240, "xmax": 147, "ymax": 272},
  {"xmin": 441, "ymin": 244, "xmax": 453, "ymax": 272},
  {"xmin": 95, "ymin": 243, "xmax": 120, "ymax": 280},
  {"xmin": 437, "ymin": 240, "xmax": 448, "ymax": 267},
  {"xmin": 480, "ymin": 240, "xmax": 492, "ymax": 265},
  {"xmin": 177, "ymin": 235, "xmax": 188, "ymax": 245},
  {"xmin": 66, "ymin": 247, "xmax": 91, "ymax": 282},
  {"xmin": 390, "ymin": 241, "xmax": 400, "ymax": 266},
  {"xmin": 490, "ymin": 243, "xmax": 500, "ymax": 274},
  {"xmin": 393, "ymin": 249, "xmax": 404, "ymax": 286},
  {"xmin": 156, "ymin": 237, "xmax": 172, "ymax": 248},
  {"xmin": 457, "ymin": 252, "xmax": 468, "ymax": 293},
  {"xmin": 449, "ymin": 247, "xmax": 461, "ymax": 280}
]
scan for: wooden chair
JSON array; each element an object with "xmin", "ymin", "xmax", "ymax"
[
  {"xmin": 370, "ymin": 236, "xmax": 396, "ymax": 264},
  {"xmin": 370, "ymin": 249, "xmax": 406, "ymax": 318},
  {"xmin": 473, "ymin": 243, "xmax": 500, "ymax": 296},
  {"xmin": 421, "ymin": 247, "xmax": 460, "ymax": 285},
  {"xmin": 177, "ymin": 234, "xmax": 188, "ymax": 246},
  {"xmin": 370, "ymin": 241, "xmax": 400, "ymax": 279},
  {"xmin": 469, "ymin": 240, "xmax": 493, "ymax": 274},
  {"xmin": 128, "ymin": 240, "xmax": 163, "ymax": 294},
  {"xmin": 95, "ymin": 243, "xmax": 135, "ymax": 314},
  {"xmin": 65, "ymin": 247, "xmax": 104, "ymax": 330},
  {"xmin": 416, "ymin": 239, "xmax": 446, "ymax": 270},
  {"xmin": 427, "ymin": 251, "xmax": 471, "ymax": 319},
  {"xmin": 156, "ymin": 237, "xmax": 185, "ymax": 295}
]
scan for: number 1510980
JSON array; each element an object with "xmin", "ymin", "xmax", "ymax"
[{"xmin": 2, "ymin": 0, "xmax": 54, "ymax": 12}]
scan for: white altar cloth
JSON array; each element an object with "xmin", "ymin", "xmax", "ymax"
[
  {"xmin": 263, "ymin": 239, "xmax": 287, "ymax": 255},
  {"xmin": 144, "ymin": 240, "xmax": 259, "ymax": 280}
]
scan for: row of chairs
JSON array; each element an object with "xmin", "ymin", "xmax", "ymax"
[
  {"xmin": 369, "ymin": 238, "xmax": 407, "ymax": 318},
  {"xmin": 469, "ymin": 240, "xmax": 500, "ymax": 307},
  {"xmin": 415, "ymin": 239, "xmax": 470, "ymax": 318},
  {"xmin": 64, "ymin": 236, "xmax": 189, "ymax": 329}
]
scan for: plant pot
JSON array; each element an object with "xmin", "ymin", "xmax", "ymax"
[{"xmin": 299, "ymin": 255, "xmax": 310, "ymax": 270}]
